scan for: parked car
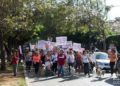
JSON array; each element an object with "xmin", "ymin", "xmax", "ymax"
[{"xmin": 94, "ymin": 52, "xmax": 110, "ymax": 70}]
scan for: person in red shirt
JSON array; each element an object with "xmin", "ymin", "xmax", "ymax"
[
  {"xmin": 75, "ymin": 52, "xmax": 83, "ymax": 74},
  {"xmin": 32, "ymin": 50, "xmax": 41, "ymax": 76},
  {"xmin": 57, "ymin": 50, "xmax": 66, "ymax": 77},
  {"xmin": 11, "ymin": 51, "xmax": 19, "ymax": 76}
]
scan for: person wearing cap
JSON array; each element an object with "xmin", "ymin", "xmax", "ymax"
[{"xmin": 57, "ymin": 50, "xmax": 66, "ymax": 77}]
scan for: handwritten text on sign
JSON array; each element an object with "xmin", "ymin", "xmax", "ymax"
[
  {"xmin": 73, "ymin": 43, "xmax": 81, "ymax": 51},
  {"xmin": 56, "ymin": 36, "xmax": 67, "ymax": 45}
]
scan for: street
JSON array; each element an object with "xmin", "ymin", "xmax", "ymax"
[{"xmin": 25, "ymin": 72, "xmax": 120, "ymax": 86}]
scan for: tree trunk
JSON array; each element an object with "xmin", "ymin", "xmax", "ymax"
[{"xmin": 0, "ymin": 30, "xmax": 6, "ymax": 70}]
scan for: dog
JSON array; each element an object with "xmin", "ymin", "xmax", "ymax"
[{"xmin": 93, "ymin": 67, "xmax": 105, "ymax": 78}]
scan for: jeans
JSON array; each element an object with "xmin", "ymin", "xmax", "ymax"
[
  {"xmin": 52, "ymin": 62, "xmax": 57, "ymax": 73},
  {"xmin": 33, "ymin": 62, "xmax": 40, "ymax": 74},
  {"xmin": 13, "ymin": 64, "xmax": 17, "ymax": 76},
  {"xmin": 110, "ymin": 62, "xmax": 115, "ymax": 75},
  {"xmin": 68, "ymin": 63, "xmax": 74, "ymax": 73},
  {"xmin": 58, "ymin": 65, "xmax": 64, "ymax": 76},
  {"xmin": 83, "ymin": 63, "xmax": 90, "ymax": 75}
]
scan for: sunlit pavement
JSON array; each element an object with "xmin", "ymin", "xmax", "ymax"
[{"xmin": 25, "ymin": 72, "xmax": 120, "ymax": 86}]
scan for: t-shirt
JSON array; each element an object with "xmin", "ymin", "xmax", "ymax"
[
  {"xmin": 82, "ymin": 55, "xmax": 89, "ymax": 63},
  {"xmin": 57, "ymin": 54, "xmax": 66, "ymax": 66},
  {"xmin": 11, "ymin": 56, "xmax": 18, "ymax": 65},
  {"xmin": 32, "ymin": 55, "xmax": 41, "ymax": 63},
  {"xmin": 67, "ymin": 54, "xmax": 75, "ymax": 63},
  {"xmin": 108, "ymin": 52, "xmax": 116, "ymax": 62},
  {"xmin": 51, "ymin": 54, "xmax": 58, "ymax": 63}
]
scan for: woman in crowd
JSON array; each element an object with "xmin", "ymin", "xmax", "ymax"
[
  {"xmin": 82, "ymin": 50, "xmax": 91, "ymax": 77},
  {"xmin": 32, "ymin": 50, "xmax": 41, "ymax": 76},
  {"xmin": 11, "ymin": 50, "xmax": 19, "ymax": 76},
  {"xmin": 57, "ymin": 50, "xmax": 66, "ymax": 77},
  {"xmin": 108, "ymin": 48, "xmax": 117, "ymax": 76},
  {"xmin": 51, "ymin": 51, "xmax": 58, "ymax": 74},
  {"xmin": 25, "ymin": 49, "xmax": 32, "ymax": 72},
  {"xmin": 67, "ymin": 49, "xmax": 75, "ymax": 74},
  {"xmin": 75, "ymin": 51, "xmax": 83, "ymax": 74},
  {"xmin": 45, "ymin": 51, "xmax": 52, "ymax": 70},
  {"xmin": 115, "ymin": 54, "xmax": 120, "ymax": 78},
  {"xmin": 40, "ymin": 49, "xmax": 46, "ymax": 65}
]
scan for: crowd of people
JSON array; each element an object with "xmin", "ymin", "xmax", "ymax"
[
  {"xmin": 23, "ymin": 48, "xmax": 95, "ymax": 77},
  {"xmin": 10, "ymin": 47, "xmax": 120, "ymax": 78}
]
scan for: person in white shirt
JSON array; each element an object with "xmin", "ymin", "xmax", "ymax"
[
  {"xmin": 67, "ymin": 49, "xmax": 75, "ymax": 74},
  {"xmin": 89, "ymin": 51, "xmax": 96, "ymax": 72},
  {"xmin": 51, "ymin": 51, "xmax": 58, "ymax": 74},
  {"xmin": 82, "ymin": 50, "xmax": 91, "ymax": 77}
]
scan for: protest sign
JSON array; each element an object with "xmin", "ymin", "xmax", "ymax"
[
  {"xmin": 73, "ymin": 43, "xmax": 81, "ymax": 51},
  {"xmin": 37, "ymin": 40, "xmax": 46, "ymax": 50},
  {"xmin": 67, "ymin": 41, "xmax": 72, "ymax": 48},
  {"xmin": 56, "ymin": 36, "xmax": 67, "ymax": 45},
  {"xmin": 30, "ymin": 43, "xmax": 35, "ymax": 50},
  {"xmin": 19, "ymin": 45, "xmax": 22, "ymax": 54}
]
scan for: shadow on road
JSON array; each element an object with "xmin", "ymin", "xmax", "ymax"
[
  {"xmin": 91, "ymin": 77, "xmax": 108, "ymax": 82},
  {"xmin": 105, "ymin": 78, "xmax": 120, "ymax": 86},
  {"xmin": 30, "ymin": 76, "xmax": 59, "ymax": 83},
  {"xmin": 59, "ymin": 74, "xmax": 85, "ymax": 82}
]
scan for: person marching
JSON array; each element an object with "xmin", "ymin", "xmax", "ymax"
[
  {"xmin": 75, "ymin": 52, "xmax": 83, "ymax": 74},
  {"xmin": 67, "ymin": 49, "xmax": 75, "ymax": 74},
  {"xmin": 25, "ymin": 49, "xmax": 32, "ymax": 73},
  {"xmin": 82, "ymin": 50, "xmax": 91, "ymax": 77},
  {"xmin": 57, "ymin": 50, "xmax": 66, "ymax": 77},
  {"xmin": 32, "ymin": 50, "xmax": 41, "ymax": 76},
  {"xmin": 11, "ymin": 50, "xmax": 19, "ymax": 76},
  {"xmin": 108, "ymin": 48, "xmax": 117, "ymax": 76},
  {"xmin": 51, "ymin": 51, "xmax": 58, "ymax": 74}
]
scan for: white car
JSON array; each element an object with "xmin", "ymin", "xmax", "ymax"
[{"xmin": 94, "ymin": 52, "xmax": 110, "ymax": 70}]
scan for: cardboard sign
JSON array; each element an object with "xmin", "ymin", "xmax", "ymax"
[
  {"xmin": 62, "ymin": 41, "xmax": 72, "ymax": 49},
  {"xmin": 73, "ymin": 43, "xmax": 81, "ymax": 51},
  {"xmin": 19, "ymin": 45, "xmax": 22, "ymax": 54},
  {"xmin": 30, "ymin": 43, "xmax": 35, "ymax": 50},
  {"xmin": 67, "ymin": 41, "xmax": 73, "ymax": 48},
  {"xmin": 56, "ymin": 36, "xmax": 67, "ymax": 45},
  {"xmin": 37, "ymin": 40, "xmax": 46, "ymax": 50}
]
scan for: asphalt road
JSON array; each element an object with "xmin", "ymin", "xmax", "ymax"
[{"xmin": 25, "ymin": 72, "xmax": 120, "ymax": 86}]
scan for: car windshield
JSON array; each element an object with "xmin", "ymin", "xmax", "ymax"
[{"xmin": 96, "ymin": 53, "xmax": 108, "ymax": 59}]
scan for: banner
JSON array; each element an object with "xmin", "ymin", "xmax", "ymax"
[
  {"xmin": 56, "ymin": 36, "xmax": 67, "ymax": 45},
  {"xmin": 73, "ymin": 43, "xmax": 81, "ymax": 51}
]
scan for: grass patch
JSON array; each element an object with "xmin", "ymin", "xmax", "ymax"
[
  {"xmin": 17, "ymin": 76, "xmax": 26, "ymax": 86},
  {"xmin": 0, "ymin": 62, "xmax": 26, "ymax": 86}
]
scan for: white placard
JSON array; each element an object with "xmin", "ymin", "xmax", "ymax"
[
  {"xmin": 67, "ymin": 41, "xmax": 72, "ymax": 48},
  {"xmin": 19, "ymin": 45, "xmax": 22, "ymax": 54},
  {"xmin": 62, "ymin": 41, "xmax": 72, "ymax": 49},
  {"xmin": 37, "ymin": 40, "xmax": 46, "ymax": 50},
  {"xmin": 73, "ymin": 43, "xmax": 81, "ymax": 51},
  {"xmin": 56, "ymin": 36, "xmax": 67, "ymax": 45},
  {"xmin": 30, "ymin": 44, "xmax": 35, "ymax": 50},
  {"xmin": 79, "ymin": 48, "xmax": 85, "ymax": 53}
]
